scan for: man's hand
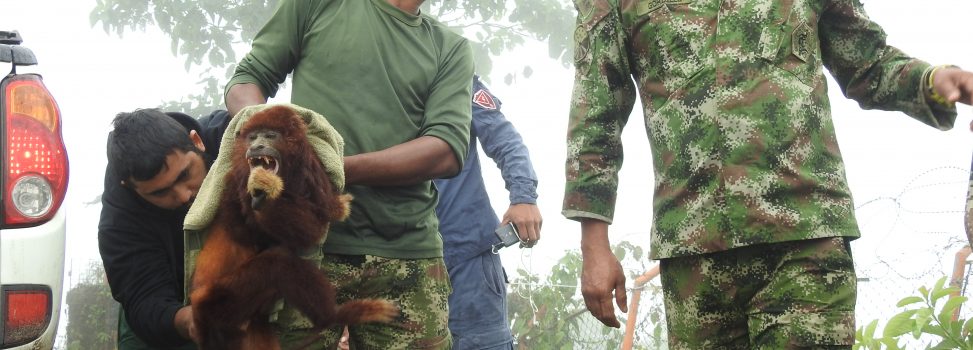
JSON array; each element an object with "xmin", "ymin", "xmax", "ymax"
[
  {"xmin": 580, "ymin": 219, "xmax": 627, "ymax": 328},
  {"xmin": 338, "ymin": 326, "xmax": 350, "ymax": 350},
  {"xmin": 502, "ymin": 203, "xmax": 542, "ymax": 247},
  {"xmin": 932, "ymin": 66, "xmax": 973, "ymax": 107},
  {"xmin": 174, "ymin": 305, "xmax": 197, "ymax": 343}
]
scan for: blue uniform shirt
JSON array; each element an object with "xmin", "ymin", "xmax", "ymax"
[{"xmin": 434, "ymin": 76, "xmax": 538, "ymax": 268}]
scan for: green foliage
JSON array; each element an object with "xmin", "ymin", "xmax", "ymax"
[
  {"xmin": 65, "ymin": 261, "xmax": 119, "ymax": 350},
  {"xmin": 854, "ymin": 276, "xmax": 973, "ymax": 350},
  {"xmin": 89, "ymin": 0, "xmax": 574, "ymax": 116},
  {"xmin": 507, "ymin": 240, "xmax": 666, "ymax": 349}
]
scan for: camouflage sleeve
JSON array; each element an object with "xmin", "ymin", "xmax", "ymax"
[
  {"xmin": 562, "ymin": 0, "xmax": 637, "ymax": 223},
  {"xmin": 820, "ymin": 0, "xmax": 956, "ymax": 130}
]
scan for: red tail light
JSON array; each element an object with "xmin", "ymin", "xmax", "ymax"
[
  {"xmin": 2, "ymin": 75, "xmax": 69, "ymax": 227},
  {"xmin": 1, "ymin": 286, "xmax": 52, "ymax": 347}
]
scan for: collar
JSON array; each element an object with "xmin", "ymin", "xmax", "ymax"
[{"xmin": 370, "ymin": 0, "xmax": 423, "ymax": 27}]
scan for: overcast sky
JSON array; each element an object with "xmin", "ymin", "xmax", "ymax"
[{"xmin": 4, "ymin": 0, "xmax": 973, "ymax": 332}]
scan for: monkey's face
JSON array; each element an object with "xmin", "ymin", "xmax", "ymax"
[{"xmin": 245, "ymin": 128, "xmax": 285, "ymax": 210}]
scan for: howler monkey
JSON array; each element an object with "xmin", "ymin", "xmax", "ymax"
[{"xmin": 190, "ymin": 105, "xmax": 396, "ymax": 350}]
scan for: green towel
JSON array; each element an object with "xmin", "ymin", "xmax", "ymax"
[
  {"xmin": 185, "ymin": 103, "xmax": 345, "ymax": 231},
  {"xmin": 182, "ymin": 103, "xmax": 344, "ymax": 303}
]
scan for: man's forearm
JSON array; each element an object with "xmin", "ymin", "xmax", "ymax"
[
  {"xmin": 344, "ymin": 136, "xmax": 459, "ymax": 186},
  {"xmin": 225, "ymin": 83, "xmax": 267, "ymax": 117},
  {"xmin": 580, "ymin": 218, "xmax": 612, "ymax": 253}
]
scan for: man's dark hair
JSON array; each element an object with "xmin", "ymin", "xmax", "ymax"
[{"xmin": 107, "ymin": 109, "xmax": 200, "ymax": 183}]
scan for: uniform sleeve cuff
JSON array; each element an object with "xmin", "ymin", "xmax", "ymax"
[
  {"xmin": 561, "ymin": 209, "xmax": 613, "ymax": 224},
  {"xmin": 916, "ymin": 64, "xmax": 958, "ymax": 130}
]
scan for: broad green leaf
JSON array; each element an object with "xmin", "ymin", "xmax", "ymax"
[
  {"xmin": 915, "ymin": 311, "xmax": 934, "ymax": 338},
  {"xmin": 897, "ymin": 296, "xmax": 924, "ymax": 307},
  {"xmin": 950, "ymin": 321, "xmax": 964, "ymax": 340},
  {"xmin": 962, "ymin": 318, "xmax": 973, "ymax": 336},
  {"xmin": 932, "ymin": 287, "xmax": 959, "ymax": 304},
  {"xmin": 879, "ymin": 337, "xmax": 902, "ymax": 350},
  {"xmin": 930, "ymin": 338, "xmax": 962, "ymax": 350},
  {"xmin": 938, "ymin": 296, "xmax": 967, "ymax": 322},
  {"xmin": 922, "ymin": 323, "xmax": 948, "ymax": 337},
  {"xmin": 880, "ymin": 337, "xmax": 903, "ymax": 350},
  {"xmin": 863, "ymin": 319, "xmax": 879, "ymax": 338},
  {"xmin": 932, "ymin": 276, "xmax": 948, "ymax": 295},
  {"xmin": 883, "ymin": 310, "xmax": 917, "ymax": 338}
]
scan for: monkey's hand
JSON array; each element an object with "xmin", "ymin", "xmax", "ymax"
[{"xmin": 247, "ymin": 167, "xmax": 283, "ymax": 210}]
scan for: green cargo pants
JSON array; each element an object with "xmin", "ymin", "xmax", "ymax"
[{"xmin": 661, "ymin": 237, "xmax": 856, "ymax": 349}]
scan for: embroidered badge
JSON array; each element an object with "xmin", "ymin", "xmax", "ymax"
[
  {"xmin": 574, "ymin": 26, "xmax": 589, "ymax": 64},
  {"xmin": 791, "ymin": 22, "xmax": 815, "ymax": 63},
  {"xmin": 637, "ymin": 0, "xmax": 691, "ymax": 15},
  {"xmin": 473, "ymin": 89, "xmax": 497, "ymax": 110}
]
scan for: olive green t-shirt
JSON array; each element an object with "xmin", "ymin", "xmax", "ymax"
[{"xmin": 227, "ymin": 0, "xmax": 474, "ymax": 258}]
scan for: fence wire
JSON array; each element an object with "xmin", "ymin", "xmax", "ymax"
[
  {"xmin": 504, "ymin": 165, "xmax": 973, "ymax": 349},
  {"xmin": 55, "ymin": 165, "xmax": 973, "ymax": 349}
]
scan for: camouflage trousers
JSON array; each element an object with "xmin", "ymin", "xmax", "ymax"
[
  {"xmin": 660, "ymin": 237, "xmax": 856, "ymax": 349},
  {"xmin": 276, "ymin": 254, "xmax": 452, "ymax": 350}
]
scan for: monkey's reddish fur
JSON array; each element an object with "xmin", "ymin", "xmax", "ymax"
[{"xmin": 190, "ymin": 106, "xmax": 395, "ymax": 350}]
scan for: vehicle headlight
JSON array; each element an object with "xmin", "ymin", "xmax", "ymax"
[{"xmin": 11, "ymin": 174, "xmax": 53, "ymax": 218}]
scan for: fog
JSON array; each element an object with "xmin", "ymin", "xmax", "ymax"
[{"xmin": 3, "ymin": 0, "xmax": 973, "ymax": 346}]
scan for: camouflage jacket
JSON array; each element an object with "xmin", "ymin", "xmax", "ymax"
[{"xmin": 563, "ymin": 0, "xmax": 958, "ymax": 259}]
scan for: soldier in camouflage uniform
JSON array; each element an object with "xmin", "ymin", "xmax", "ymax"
[{"xmin": 564, "ymin": 0, "xmax": 973, "ymax": 348}]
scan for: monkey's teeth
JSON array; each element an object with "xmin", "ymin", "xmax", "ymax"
[
  {"xmin": 265, "ymin": 157, "xmax": 279, "ymax": 174},
  {"xmin": 248, "ymin": 156, "xmax": 279, "ymax": 174}
]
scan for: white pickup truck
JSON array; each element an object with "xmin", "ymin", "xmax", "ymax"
[{"xmin": 0, "ymin": 30, "xmax": 69, "ymax": 350}]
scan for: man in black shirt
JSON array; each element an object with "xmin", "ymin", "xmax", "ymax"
[{"xmin": 98, "ymin": 109, "xmax": 228, "ymax": 349}]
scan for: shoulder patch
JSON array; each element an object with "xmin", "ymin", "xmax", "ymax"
[
  {"xmin": 473, "ymin": 89, "xmax": 497, "ymax": 110},
  {"xmin": 791, "ymin": 22, "xmax": 816, "ymax": 63}
]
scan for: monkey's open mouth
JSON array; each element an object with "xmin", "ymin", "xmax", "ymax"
[{"xmin": 248, "ymin": 156, "xmax": 280, "ymax": 174}]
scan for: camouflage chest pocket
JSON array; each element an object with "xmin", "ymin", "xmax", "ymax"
[
  {"xmin": 630, "ymin": 0, "xmax": 701, "ymax": 82},
  {"xmin": 759, "ymin": 1, "xmax": 823, "ymax": 87}
]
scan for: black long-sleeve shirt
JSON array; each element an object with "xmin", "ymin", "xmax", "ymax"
[{"xmin": 98, "ymin": 111, "xmax": 228, "ymax": 347}]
